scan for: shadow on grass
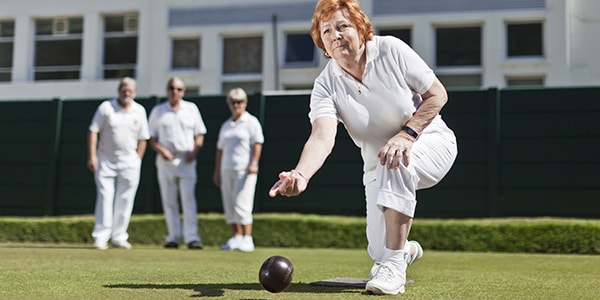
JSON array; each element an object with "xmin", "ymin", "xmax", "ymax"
[{"xmin": 105, "ymin": 282, "xmax": 364, "ymax": 297}]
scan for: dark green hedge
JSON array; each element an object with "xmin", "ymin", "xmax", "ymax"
[{"xmin": 1, "ymin": 214, "xmax": 599, "ymax": 254}]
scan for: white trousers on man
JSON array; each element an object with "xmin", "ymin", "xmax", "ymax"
[
  {"xmin": 365, "ymin": 124, "xmax": 458, "ymax": 263},
  {"xmin": 156, "ymin": 155, "xmax": 200, "ymax": 244},
  {"xmin": 220, "ymin": 170, "xmax": 257, "ymax": 225},
  {"xmin": 92, "ymin": 157, "xmax": 141, "ymax": 243}
]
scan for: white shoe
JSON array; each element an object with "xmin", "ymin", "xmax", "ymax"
[
  {"xmin": 93, "ymin": 240, "xmax": 108, "ymax": 250},
  {"xmin": 111, "ymin": 240, "xmax": 132, "ymax": 249},
  {"xmin": 238, "ymin": 236, "xmax": 254, "ymax": 252},
  {"xmin": 369, "ymin": 262, "xmax": 381, "ymax": 279},
  {"xmin": 406, "ymin": 240, "xmax": 423, "ymax": 266},
  {"xmin": 220, "ymin": 236, "xmax": 241, "ymax": 251},
  {"xmin": 365, "ymin": 261, "xmax": 406, "ymax": 295}
]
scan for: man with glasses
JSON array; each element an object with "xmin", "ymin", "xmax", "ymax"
[{"xmin": 148, "ymin": 77, "xmax": 207, "ymax": 250}]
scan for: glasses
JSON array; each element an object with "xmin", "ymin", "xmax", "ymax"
[
  {"xmin": 229, "ymin": 100, "xmax": 245, "ymax": 105},
  {"xmin": 168, "ymin": 86, "xmax": 184, "ymax": 92}
]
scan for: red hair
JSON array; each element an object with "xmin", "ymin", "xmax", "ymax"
[{"xmin": 310, "ymin": 0, "xmax": 374, "ymax": 57}]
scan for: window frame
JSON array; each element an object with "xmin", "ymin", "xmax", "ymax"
[
  {"xmin": 33, "ymin": 17, "xmax": 83, "ymax": 81},
  {"xmin": 170, "ymin": 37, "xmax": 201, "ymax": 71},
  {"xmin": 283, "ymin": 32, "xmax": 317, "ymax": 67},
  {"xmin": 102, "ymin": 14, "xmax": 139, "ymax": 79},
  {"xmin": 0, "ymin": 20, "xmax": 15, "ymax": 82},
  {"xmin": 506, "ymin": 21, "xmax": 544, "ymax": 58},
  {"xmin": 435, "ymin": 25, "xmax": 482, "ymax": 67}
]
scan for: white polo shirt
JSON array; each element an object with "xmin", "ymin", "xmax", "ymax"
[
  {"xmin": 89, "ymin": 98, "xmax": 150, "ymax": 164},
  {"xmin": 217, "ymin": 112, "xmax": 264, "ymax": 171},
  {"xmin": 148, "ymin": 99, "xmax": 207, "ymax": 154},
  {"xmin": 309, "ymin": 35, "xmax": 446, "ymax": 184}
]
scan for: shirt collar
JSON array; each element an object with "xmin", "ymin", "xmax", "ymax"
[{"xmin": 330, "ymin": 38, "xmax": 379, "ymax": 77}]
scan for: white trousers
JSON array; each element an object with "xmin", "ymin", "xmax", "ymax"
[
  {"xmin": 92, "ymin": 157, "xmax": 141, "ymax": 243},
  {"xmin": 366, "ymin": 124, "xmax": 457, "ymax": 262},
  {"xmin": 156, "ymin": 156, "xmax": 200, "ymax": 244},
  {"xmin": 220, "ymin": 170, "xmax": 257, "ymax": 225}
]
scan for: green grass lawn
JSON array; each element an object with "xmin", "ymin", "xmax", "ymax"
[{"xmin": 1, "ymin": 243, "xmax": 599, "ymax": 299}]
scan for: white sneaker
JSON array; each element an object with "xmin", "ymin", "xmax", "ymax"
[
  {"xmin": 93, "ymin": 240, "xmax": 108, "ymax": 250},
  {"xmin": 220, "ymin": 236, "xmax": 241, "ymax": 251},
  {"xmin": 369, "ymin": 262, "xmax": 381, "ymax": 279},
  {"xmin": 406, "ymin": 240, "xmax": 423, "ymax": 266},
  {"xmin": 365, "ymin": 261, "xmax": 406, "ymax": 295},
  {"xmin": 238, "ymin": 236, "xmax": 254, "ymax": 252},
  {"xmin": 111, "ymin": 240, "xmax": 132, "ymax": 249}
]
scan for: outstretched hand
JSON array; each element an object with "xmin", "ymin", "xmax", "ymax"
[{"xmin": 268, "ymin": 170, "xmax": 308, "ymax": 198}]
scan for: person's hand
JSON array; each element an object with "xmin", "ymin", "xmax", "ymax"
[
  {"xmin": 268, "ymin": 170, "xmax": 308, "ymax": 197},
  {"xmin": 185, "ymin": 151, "xmax": 196, "ymax": 163},
  {"xmin": 378, "ymin": 133, "xmax": 415, "ymax": 168},
  {"xmin": 248, "ymin": 164, "xmax": 259, "ymax": 174},
  {"xmin": 87, "ymin": 156, "xmax": 98, "ymax": 172},
  {"xmin": 160, "ymin": 149, "xmax": 174, "ymax": 161},
  {"xmin": 212, "ymin": 172, "xmax": 220, "ymax": 187}
]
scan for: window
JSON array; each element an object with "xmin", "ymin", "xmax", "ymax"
[
  {"xmin": 223, "ymin": 36, "xmax": 262, "ymax": 74},
  {"xmin": 0, "ymin": 20, "xmax": 14, "ymax": 82},
  {"xmin": 506, "ymin": 76, "xmax": 544, "ymax": 87},
  {"xmin": 222, "ymin": 81, "xmax": 261, "ymax": 95},
  {"xmin": 33, "ymin": 18, "xmax": 83, "ymax": 80},
  {"xmin": 507, "ymin": 23, "xmax": 543, "ymax": 57},
  {"xmin": 284, "ymin": 33, "xmax": 315, "ymax": 66},
  {"xmin": 171, "ymin": 38, "xmax": 200, "ymax": 69},
  {"xmin": 438, "ymin": 74, "xmax": 482, "ymax": 89},
  {"xmin": 436, "ymin": 26, "xmax": 481, "ymax": 66},
  {"xmin": 103, "ymin": 14, "xmax": 138, "ymax": 79},
  {"xmin": 379, "ymin": 28, "xmax": 411, "ymax": 47}
]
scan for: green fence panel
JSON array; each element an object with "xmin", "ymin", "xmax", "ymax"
[
  {"xmin": 0, "ymin": 86, "xmax": 599, "ymax": 217},
  {"xmin": 499, "ymin": 87, "xmax": 600, "ymax": 217}
]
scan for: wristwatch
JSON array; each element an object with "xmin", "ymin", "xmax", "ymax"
[{"xmin": 401, "ymin": 125, "xmax": 419, "ymax": 139}]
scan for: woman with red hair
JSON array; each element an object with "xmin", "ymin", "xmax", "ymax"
[{"xmin": 269, "ymin": 0, "xmax": 457, "ymax": 295}]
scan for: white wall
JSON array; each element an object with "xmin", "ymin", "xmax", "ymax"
[{"xmin": 0, "ymin": 0, "xmax": 598, "ymax": 101}]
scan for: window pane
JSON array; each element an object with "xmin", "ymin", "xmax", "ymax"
[
  {"xmin": 69, "ymin": 18, "xmax": 83, "ymax": 34},
  {"xmin": 105, "ymin": 16, "xmax": 124, "ymax": 32},
  {"xmin": 172, "ymin": 39, "xmax": 200, "ymax": 69},
  {"xmin": 36, "ymin": 19, "xmax": 53, "ymax": 35},
  {"xmin": 222, "ymin": 81, "xmax": 261, "ymax": 95},
  {"xmin": 285, "ymin": 33, "xmax": 315, "ymax": 64},
  {"xmin": 436, "ymin": 27, "xmax": 481, "ymax": 66},
  {"xmin": 103, "ymin": 68, "xmax": 135, "ymax": 79},
  {"xmin": 379, "ymin": 28, "xmax": 411, "ymax": 46},
  {"xmin": 438, "ymin": 74, "xmax": 482, "ymax": 88},
  {"xmin": 35, "ymin": 40, "xmax": 82, "ymax": 66},
  {"xmin": 104, "ymin": 37, "xmax": 137, "ymax": 64},
  {"xmin": 0, "ymin": 42, "xmax": 12, "ymax": 67},
  {"xmin": 0, "ymin": 72, "xmax": 10, "ymax": 81},
  {"xmin": 223, "ymin": 37, "xmax": 263, "ymax": 74},
  {"xmin": 0, "ymin": 21, "xmax": 15, "ymax": 37},
  {"xmin": 185, "ymin": 86, "xmax": 199, "ymax": 95},
  {"xmin": 507, "ymin": 77, "xmax": 544, "ymax": 86},
  {"xmin": 35, "ymin": 70, "xmax": 79, "ymax": 80},
  {"xmin": 507, "ymin": 23, "xmax": 543, "ymax": 57}
]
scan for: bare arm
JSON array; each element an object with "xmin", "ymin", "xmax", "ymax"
[
  {"xmin": 87, "ymin": 131, "xmax": 98, "ymax": 172},
  {"xmin": 213, "ymin": 149, "xmax": 222, "ymax": 187},
  {"xmin": 248, "ymin": 143, "xmax": 263, "ymax": 174},
  {"xmin": 136, "ymin": 140, "xmax": 147, "ymax": 159},
  {"xmin": 378, "ymin": 77, "xmax": 448, "ymax": 168},
  {"xmin": 149, "ymin": 137, "xmax": 173, "ymax": 160},
  {"xmin": 269, "ymin": 117, "xmax": 338, "ymax": 197},
  {"xmin": 186, "ymin": 134, "xmax": 204, "ymax": 162}
]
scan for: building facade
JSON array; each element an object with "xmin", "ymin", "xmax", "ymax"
[{"xmin": 0, "ymin": 0, "xmax": 598, "ymax": 101}]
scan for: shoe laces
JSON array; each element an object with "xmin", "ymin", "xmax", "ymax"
[{"xmin": 372, "ymin": 263, "xmax": 398, "ymax": 282}]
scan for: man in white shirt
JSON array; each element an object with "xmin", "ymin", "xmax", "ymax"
[
  {"xmin": 148, "ymin": 77, "xmax": 207, "ymax": 250},
  {"xmin": 87, "ymin": 77, "xmax": 150, "ymax": 250}
]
